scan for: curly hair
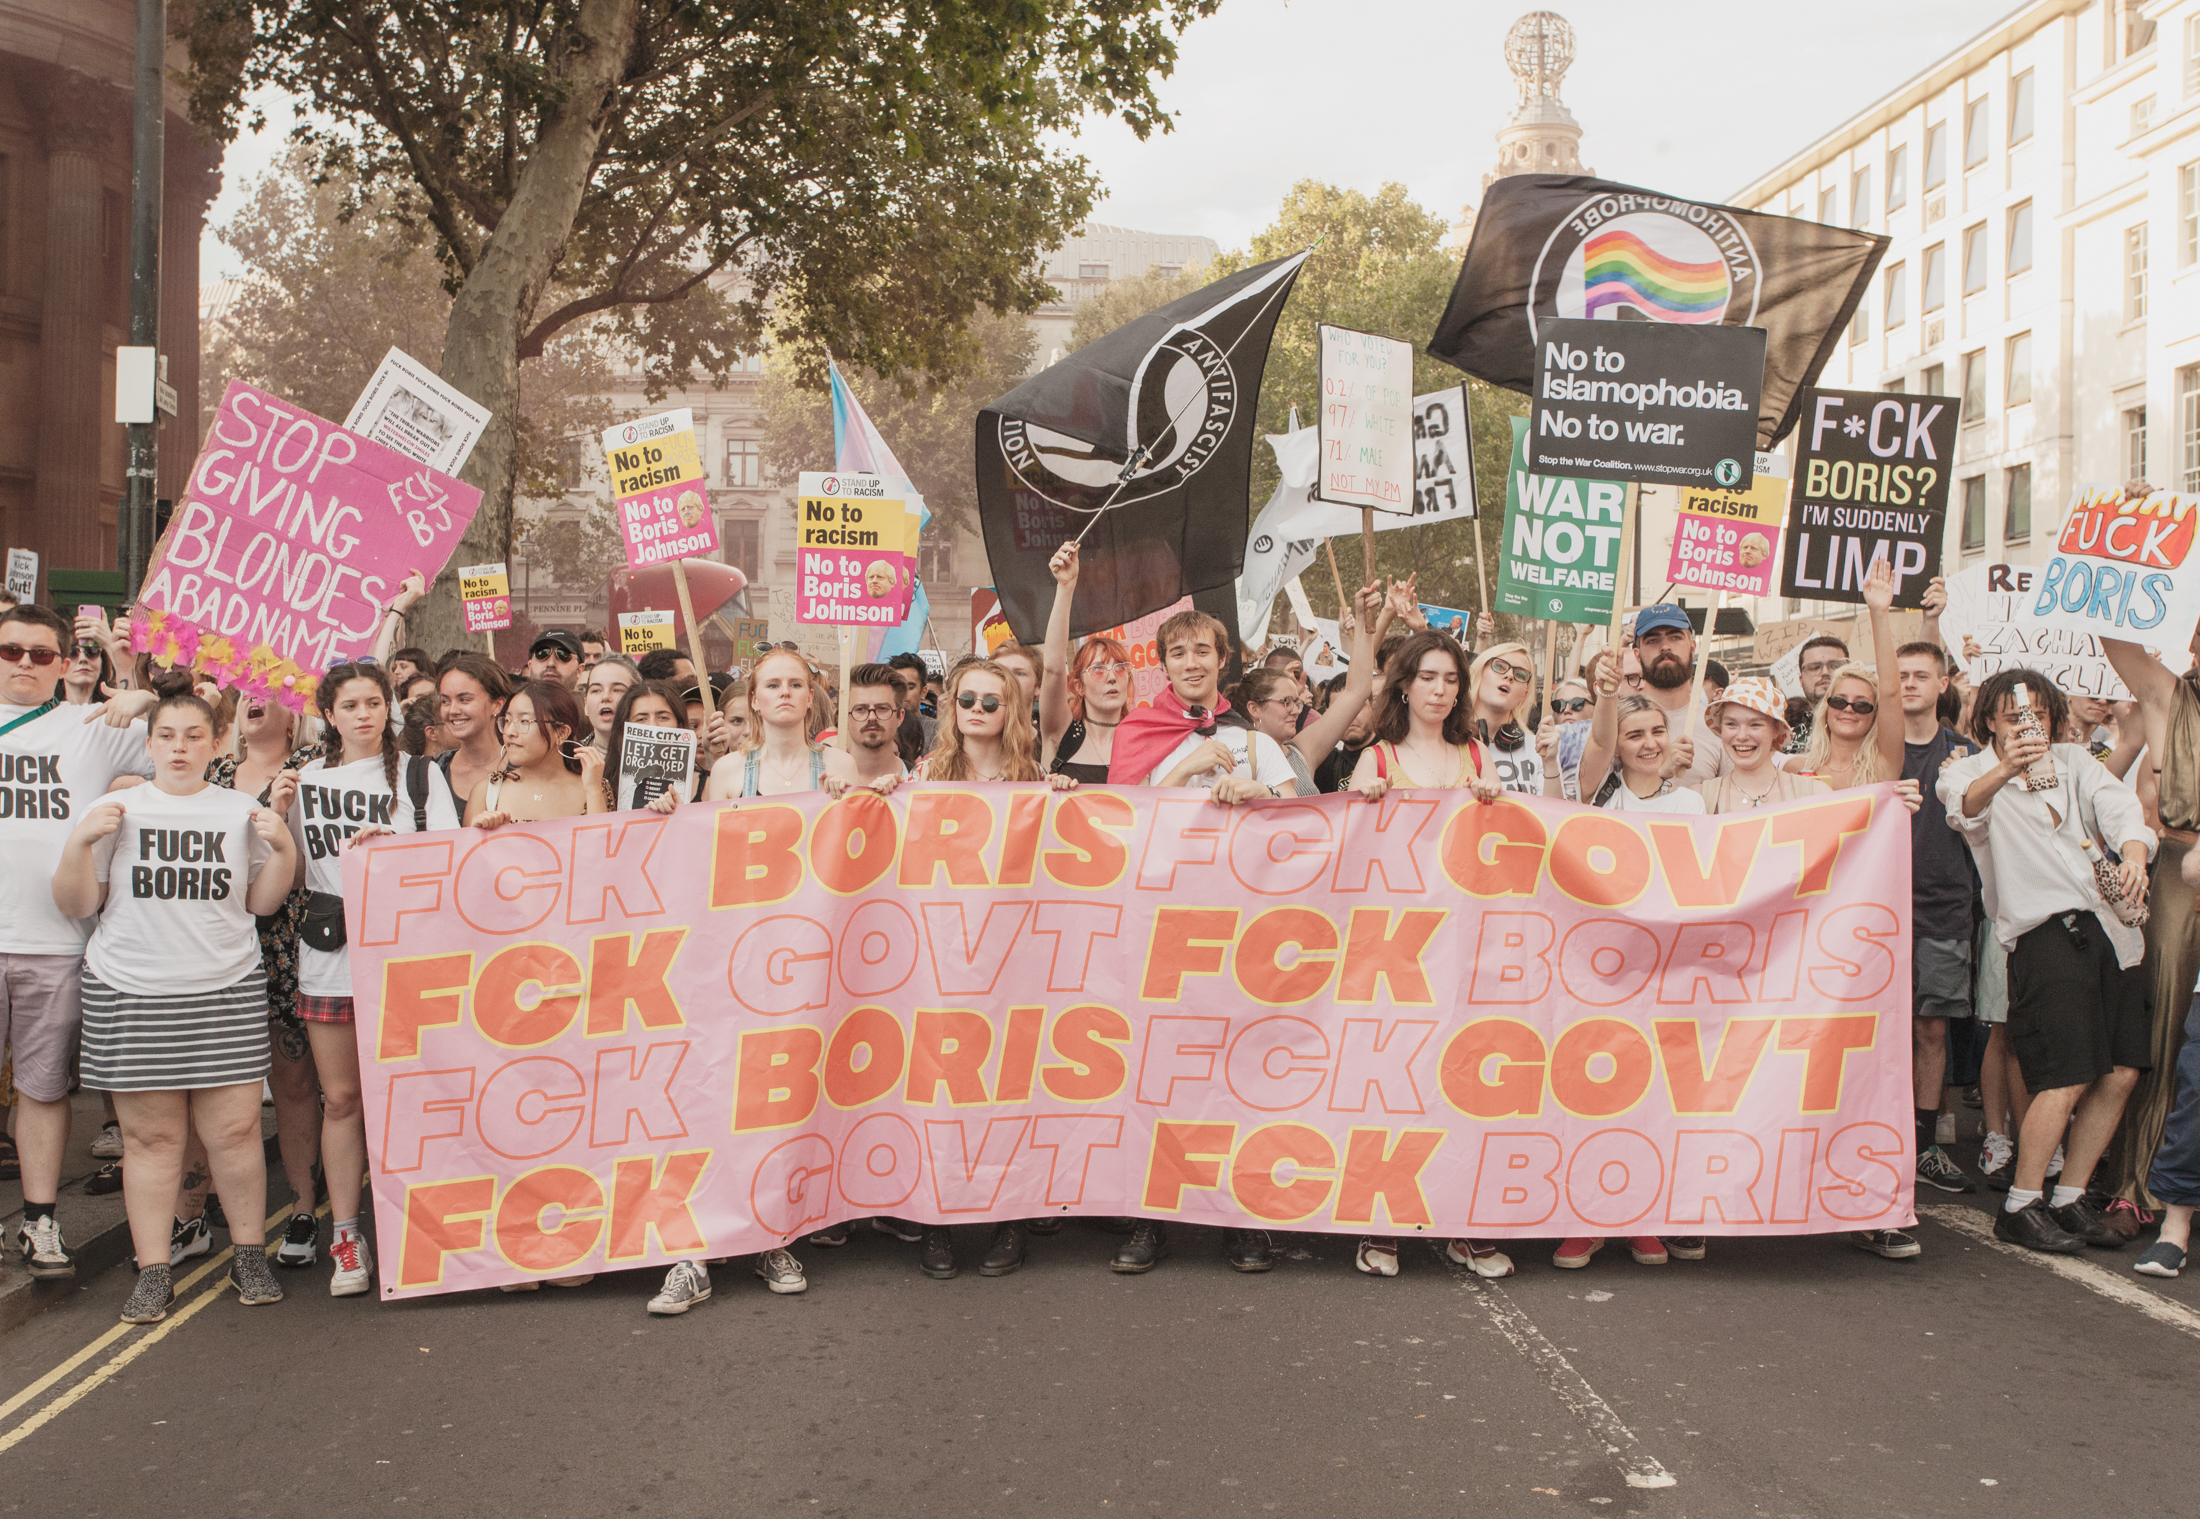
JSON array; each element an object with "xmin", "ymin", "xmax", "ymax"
[
  {"xmin": 316, "ymin": 662, "xmax": 398, "ymax": 795},
  {"xmin": 1373, "ymin": 631, "xmax": 1477, "ymax": 746},
  {"xmin": 924, "ymin": 659, "xmax": 1041, "ymax": 781},
  {"xmin": 1969, "ymin": 667, "xmax": 2068, "ymax": 752}
]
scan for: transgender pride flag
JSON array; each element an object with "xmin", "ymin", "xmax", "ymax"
[
  {"xmin": 830, "ymin": 360, "xmax": 931, "ymax": 660},
  {"xmin": 1580, "ymin": 229, "xmax": 1728, "ymax": 324}
]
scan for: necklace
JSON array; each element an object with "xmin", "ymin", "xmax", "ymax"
[
  {"xmin": 1084, "ymin": 715, "xmax": 1120, "ymax": 729},
  {"xmin": 1728, "ymin": 770, "xmax": 1781, "ymax": 808}
]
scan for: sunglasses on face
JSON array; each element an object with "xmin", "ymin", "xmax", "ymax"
[
  {"xmin": 956, "ymin": 691, "xmax": 1003, "ymax": 713},
  {"xmin": 1549, "ymin": 696, "xmax": 1590, "ymax": 715},
  {"xmin": 0, "ymin": 643, "xmax": 62, "ymax": 667},
  {"xmin": 531, "ymin": 648, "xmax": 576, "ymax": 663},
  {"xmin": 755, "ymin": 641, "xmax": 803, "ymax": 654},
  {"xmin": 1824, "ymin": 694, "xmax": 1877, "ymax": 716}
]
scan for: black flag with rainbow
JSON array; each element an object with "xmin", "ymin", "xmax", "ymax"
[{"xmin": 1429, "ymin": 175, "xmax": 1886, "ymax": 449}]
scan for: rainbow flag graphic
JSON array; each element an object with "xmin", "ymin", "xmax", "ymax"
[{"xmin": 1581, "ymin": 230, "xmax": 1728, "ymax": 323}]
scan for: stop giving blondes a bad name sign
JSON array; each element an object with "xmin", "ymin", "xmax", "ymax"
[{"xmin": 345, "ymin": 785, "xmax": 1916, "ymax": 1297}]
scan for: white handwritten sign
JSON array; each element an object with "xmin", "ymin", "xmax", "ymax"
[
  {"xmin": 1941, "ymin": 561, "xmax": 2192, "ymax": 700},
  {"xmin": 1316, "ymin": 325, "xmax": 1414, "ymax": 515}
]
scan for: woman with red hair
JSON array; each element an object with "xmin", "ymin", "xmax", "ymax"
[{"xmin": 1038, "ymin": 541, "xmax": 1132, "ymax": 783}]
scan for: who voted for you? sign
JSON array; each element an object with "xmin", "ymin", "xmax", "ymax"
[
  {"xmin": 1779, "ymin": 388, "xmax": 1957, "ymax": 610},
  {"xmin": 1527, "ymin": 318, "xmax": 1765, "ymax": 488},
  {"xmin": 1316, "ymin": 325, "xmax": 1416, "ymax": 514}
]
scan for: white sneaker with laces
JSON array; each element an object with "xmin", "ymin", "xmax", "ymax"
[
  {"xmin": 329, "ymin": 1229, "xmax": 374, "ymax": 1297},
  {"xmin": 1934, "ymin": 1112, "xmax": 1956, "ymax": 1146},
  {"xmin": 648, "ymin": 1260, "xmax": 712, "ymax": 1315},
  {"xmin": 90, "ymin": 1122, "xmax": 125, "ymax": 1159},
  {"xmin": 18, "ymin": 1213, "xmax": 74, "ymax": 1279},
  {"xmin": 1982, "ymin": 1131, "xmax": 2014, "ymax": 1170}
]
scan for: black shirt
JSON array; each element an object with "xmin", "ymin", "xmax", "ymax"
[{"xmin": 1903, "ymin": 726, "xmax": 1981, "ymax": 942}]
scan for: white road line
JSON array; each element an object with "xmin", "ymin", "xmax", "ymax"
[
  {"xmin": 1441, "ymin": 1254, "xmax": 1677, "ymax": 1490},
  {"xmin": 1918, "ymin": 1203, "xmax": 2200, "ymax": 1341}
]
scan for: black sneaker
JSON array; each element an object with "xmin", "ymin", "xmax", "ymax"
[
  {"xmin": 1026, "ymin": 1215, "xmax": 1064, "ymax": 1236},
  {"xmin": 120, "ymin": 1265, "xmax": 174, "ymax": 1323},
  {"xmin": 871, "ymin": 1217, "xmax": 924, "ymax": 1243},
  {"xmin": 806, "ymin": 1222, "xmax": 850, "ymax": 1248},
  {"xmin": 84, "ymin": 1160, "xmax": 124, "ymax": 1196},
  {"xmin": 203, "ymin": 1194, "xmax": 228, "ymax": 1230},
  {"xmin": 2049, "ymin": 1197, "xmax": 2127, "ymax": 1250},
  {"xmin": 919, "ymin": 1226, "xmax": 959, "ymax": 1279},
  {"xmin": 1916, "ymin": 1146, "xmax": 1974, "ymax": 1194},
  {"xmin": 1224, "ymin": 1227, "xmax": 1276, "ymax": 1272},
  {"xmin": 1994, "ymin": 1199, "xmax": 2085, "ymax": 1254},
  {"xmin": 1110, "ymin": 1221, "xmax": 1168, "ymax": 1273},
  {"xmin": 980, "ymin": 1220, "xmax": 1027, "ymax": 1276},
  {"xmin": 276, "ymin": 1212, "xmax": 319, "ymax": 1268}
]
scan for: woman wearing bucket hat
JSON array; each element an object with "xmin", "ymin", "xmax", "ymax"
[{"xmin": 1699, "ymin": 677, "xmax": 1829, "ymax": 814}]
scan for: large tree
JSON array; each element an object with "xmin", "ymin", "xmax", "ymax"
[{"xmin": 182, "ymin": 0, "xmax": 1218, "ymax": 649}]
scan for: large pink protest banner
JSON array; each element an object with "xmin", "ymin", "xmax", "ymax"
[
  {"xmin": 134, "ymin": 381, "xmax": 482, "ymax": 706},
  {"xmin": 346, "ymin": 785, "xmax": 1914, "ymax": 1299}
]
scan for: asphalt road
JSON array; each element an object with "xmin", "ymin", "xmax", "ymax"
[{"xmin": 2, "ymin": 1186, "xmax": 2194, "ymax": 1517}]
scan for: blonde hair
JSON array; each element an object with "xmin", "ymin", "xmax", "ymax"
[
  {"xmin": 1799, "ymin": 663, "xmax": 1889, "ymax": 786},
  {"xmin": 992, "ymin": 641, "xmax": 1046, "ymax": 683},
  {"xmin": 923, "ymin": 660, "xmax": 1041, "ymax": 781},
  {"xmin": 742, "ymin": 648, "xmax": 820, "ymax": 754}
]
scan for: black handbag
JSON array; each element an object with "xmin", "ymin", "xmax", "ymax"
[{"xmin": 300, "ymin": 891, "xmax": 347, "ymax": 953}]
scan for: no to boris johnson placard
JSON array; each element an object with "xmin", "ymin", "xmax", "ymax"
[
  {"xmin": 346, "ymin": 784, "xmax": 1916, "ymax": 1297},
  {"xmin": 605, "ymin": 409, "xmax": 719, "ymax": 570}
]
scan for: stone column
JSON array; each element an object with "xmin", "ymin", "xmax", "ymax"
[
  {"xmin": 23, "ymin": 68, "xmax": 120, "ymax": 575},
  {"xmin": 158, "ymin": 124, "xmax": 222, "ymax": 503}
]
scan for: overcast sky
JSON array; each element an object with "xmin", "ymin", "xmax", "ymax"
[{"xmin": 202, "ymin": 0, "xmax": 2011, "ymax": 279}]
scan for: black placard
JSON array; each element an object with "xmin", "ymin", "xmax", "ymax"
[
  {"xmin": 1527, "ymin": 318, "xmax": 1765, "ymax": 487},
  {"xmin": 1778, "ymin": 387, "xmax": 1958, "ymax": 609}
]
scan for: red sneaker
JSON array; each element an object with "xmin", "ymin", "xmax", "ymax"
[
  {"xmin": 1553, "ymin": 1237, "xmax": 1603, "ymax": 1269},
  {"xmin": 1627, "ymin": 1236, "xmax": 1669, "ymax": 1265}
]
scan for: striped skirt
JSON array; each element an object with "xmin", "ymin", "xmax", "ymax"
[{"xmin": 79, "ymin": 970, "xmax": 273, "ymax": 1092}]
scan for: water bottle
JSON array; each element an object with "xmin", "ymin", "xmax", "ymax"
[{"xmin": 2011, "ymin": 682, "xmax": 2058, "ymax": 793}]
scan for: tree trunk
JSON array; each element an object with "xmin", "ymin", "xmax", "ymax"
[{"xmin": 406, "ymin": 0, "xmax": 640, "ymax": 657}]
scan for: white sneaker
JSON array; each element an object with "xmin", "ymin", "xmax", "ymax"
[
  {"xmin": 1354, "ymin": 1237, "xmax": 1400, "ymax": 1277},
  {"xmin": 90, "ymin": 1122, "xmax": 125, "ymax": 1159},
  {"xmin": 17, "ymin": 1214, "xmax": 75, "ymax": 1279},
  {"xmin": 329, "ymin": 1229, "xmax": 374, "ymax": 1297},
  {"xmin": 754, "ymin": 1248, "xmax": 806, "ymax": 1294},
  {"xmin": 1442, "ymin": 1238, "xmax": 1516, "ymax": 1278},
  {"xmin": 648, "ymin": 1260, "xmax": 712, "ymax": 1315}
]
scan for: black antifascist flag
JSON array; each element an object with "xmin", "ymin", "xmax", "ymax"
[
  {"xmin": 1428, "ymin": 175, "xmax": 1886, "ymax": 449},
  {"xmin": 977, "ymin": 251, "xmax": 1308, "ymax": 640}
]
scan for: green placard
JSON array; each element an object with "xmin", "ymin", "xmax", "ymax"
[
  {"xmin": 1495, "ymin": 415, "xmax": 1622, "ymax": 625},
  {"xmin": 46, "ymin": 568, "xmax": 129, "ymax": 613}
]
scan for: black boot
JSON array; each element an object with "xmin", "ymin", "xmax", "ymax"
[
  {"xmin": 1110, "ymin": 1220, "xmax": 1168, "ymax": 1273},
  {"xmin": 1224, "ymin": 1227, "xmax": 1276, "ymax": 1272},
  {"xmin": 920, "ymin": 1225, "xmax": 959, "ymax": 1279},
  {"xmin": 1026, "ymin": 1215, "xmax": 1064, "ymax": 1236},
  {"xmin": 981, "ymin": 1220, "xmax": 1028, "ymax": 1276}
]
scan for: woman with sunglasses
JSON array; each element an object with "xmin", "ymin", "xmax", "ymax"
[
  {"xmin": 1791, "ymin": 665, "xmax": 1895, "ymax": 792},
  {"xmin": 1541, "ymin": 678, "xmax": 1593, "ymax": 800},
  {"xmin": 1039, "ymin": 543, "xmax": 1130, "ymax": 785},
  {"xmin": 1466, "ymin": 642, "xmax": 1548, "ymax": 795}
]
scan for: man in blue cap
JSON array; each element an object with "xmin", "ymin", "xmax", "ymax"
[{"xmin": 1627, "ymin": 602, "xmax": 1727, "ymax": 786}]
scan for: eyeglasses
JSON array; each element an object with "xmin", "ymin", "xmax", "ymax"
[
  {"xmin": 1824, "ymin": 694, "xmax": 1877, "ymax": 716},
  {"xmin": 1549, "ymin": 697, "xmax": 1590, "ymax": 715},
  {"xmin": 1487, "ymin": 662, "xmax": 1533, "ymax": 684},
  {"xmin": 956, "ymin": 691, "xmax": 1003, "ymax": 713},
  {"xmin": 0, "ymin": 643, "xmax": 61, "ymax": 667},
  {"xmin": 849, "ymin": 703, "xmax": 897, "ymax": 720},
  {"xmin": 1084, "ymin": 661, "xmax": 1132, "ymax": 678},
  {"xmin": 1618, "ymin": 672, "xmax": 1646, "ymax": 688},
  {"xmin": 1800, "ymin": 659, "xmax": 1846, "ymax": 676}
]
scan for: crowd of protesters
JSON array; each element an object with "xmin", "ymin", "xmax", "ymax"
[{"xmin": 5, "ymin": 516, "xmax": 2199, "ymax": 1323}]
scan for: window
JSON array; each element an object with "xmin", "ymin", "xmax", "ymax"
[
  {"xmin": 1961, "ymin": 475, "xmax": 1987, "ymax": 550},
  {"xmin": 1077, "ymin": 262, "xmax": 1109, "ymax": 280},
  {"xmin": 2127, "ymin": 406, "xmax": 2149, "ymax": 481},
  {"xmin": 2128, "ymin": 3, "xmax": 2158, "ymax": 57},
  {"xmin": 1921, "ymin": 244, "xmax": 1946, "ymax": 311},
  {"xmin": 2188, "ymin": 15, "xmax": 2200, "ymax": 94},
  {"xmin": 2010, "ymin": 71, "xmax": 2035, "ymax": 143},
  {"xmin": 1961, "ymin": 350, "xmax": 1987, "ymax": 422},
  {"xmin": 1819, "ymin": 185, "xmax": 1839, "ymax": 224},
  {"xmin": 2183, "ymin": 365, "xmax": 2200, "ymax": 490},
  {"xmin": 2186, "ymin": 165, "xmax": 2200, "ymax": 266},
  {"xmin": 1884, "ymin": 261, "xmax": 1907, "ymax": 327},
  {"xmin": 1851, "ymin": 297, "xmax": 1870, "ymax": 344},
  {"xmin": 918, "ymin": 538, "xmax": 956, "ymax": 586},
  {"xmin": 1923, "ymin": 362, "xmax": 1946, "ymax": 397},
  {"xmin": 2007, "ymin": 201, "xmax": 2034, "ymax": 274},
  {"xmin": 1963, "ymin": 223, "xmax": 1989, "ymax": 293},
  {"xmin": 723, "ymin": 437, "xmax": 761, "ymax": 487},
  {"xmin": 722, "ymin": 517, "xmax": 760, "ymax": 581},
  {"xmin": 1883, "ymin": 378, "xmax": 1908, "ymax": 394},
  {"xmin": 1923, "ymin": 121, "xmax": 1948, "ymax": 190},
  {"xmin": 2004, "ymin": 465, "xmax": 2032, "ymax": 540},
  {"xmin": 2006, "ymin": 332, "xmax": 2033, "ymax": 407},
  {"xmin": 1965, "ymin": 96, "xmax": 1991, "ymax": 169},
  {"xmin": 1852, "ymin": 167, "xmax": 1873, "ymax": 227},
  {"xmin": 2128, "ymin": 224, "xmax": 2150, "ymax": 321},
  {"xmin": 1153, "ymin": 263, "xmax": 1182, "ymax": 278},
  {"xmin": 1886, "ymin": 145, "xmax": 1908, "ymax": 212},
  {"xmin": 555, "ymin": 439, "xmax": 585, "ymax": 490},
  {"xmin": 2135, "ymin": 95, "xmax": 2158, "ymax": 136}
]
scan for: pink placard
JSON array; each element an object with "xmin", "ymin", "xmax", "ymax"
[{"xmin": 134, "ymin": 381, "xmax": 481, "ymax": 706}]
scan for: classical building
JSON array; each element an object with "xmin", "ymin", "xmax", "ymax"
[
  {"xmin": 1726, "ymin": 0, "xmax": 2193, "ymax": 646},
  {"xmin": 0, "ymin": 3, "xmax": 219, "ymax": 600},
  {"xmin": 1025, "ymin": 222, "xmax": 1220, "ymax": 372},
  {"xmin": 1452, "ymin": 12, "xmax": 1594, "ymax": 252}
]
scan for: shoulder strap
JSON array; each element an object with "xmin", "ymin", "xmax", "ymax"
[
  {"xmin": 407, "ymin": 754, "xmax": 431, "ymax": 832},
  {"xmin": 1373, "ymin": 742, "xmax": 1388, "ymax": 780},
  {"xmin": 742, "ymin": 748, "xmax": 761, "ymax": 797},
  {"xmin": 809, "ymin": 748, "xmax": 827, "ymax": 786},
  {"xmin": 0, "ymin": 698, "xmax": 61, "ymax": 739}
]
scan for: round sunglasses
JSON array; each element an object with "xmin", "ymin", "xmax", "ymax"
[{"xmin": 956, "ymin": 690, "xmax": 1003, "ymax": 713}]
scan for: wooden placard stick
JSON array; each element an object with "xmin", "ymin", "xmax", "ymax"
[
  {"xmin": 1606, "ymin": 483, "xmax": 1640, "ymax": 651},
  {"xmin": 669, "ymin": 558, "xmax": 711, "ymax": 686}
]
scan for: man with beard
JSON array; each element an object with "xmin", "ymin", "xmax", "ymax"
[
  {"xmin": 1630, "ymin": 604, "xmax": 1727, "ymax": 784},
  {"xmin": 526, "ymin": 629, "xmax": 586, "ymax": 689},
  {"xmin": 836, "ymin": 664, "xmax": 911, "ymax": 790},
  {"xmin": 1789, "ymin": 635, "xmax": 1852, "ymax": 753}
]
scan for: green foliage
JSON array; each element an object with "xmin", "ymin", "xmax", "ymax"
[
  {"xmin": 516, "ymin": 500, "xmax": 626, "ymax": 592},
  {"xmin": 761, "ymin": 311, "xmax": 1040, "ymax": 544}
]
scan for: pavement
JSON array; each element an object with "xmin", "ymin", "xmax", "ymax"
[{"xmin": 2, "ymin": 1125, "xmax": 2196, "ymax": 1517}]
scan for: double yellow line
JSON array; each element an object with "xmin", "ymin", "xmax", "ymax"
[{"xmin": 0, "ymin": 1199, "xmax": 332, "ymax": 1454}]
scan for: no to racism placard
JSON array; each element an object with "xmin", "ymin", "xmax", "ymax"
[
  {"xmin": 347, "ymin": 783, "xmax": 1915, "ymax": 1296},
  {"xmin": 618, "ymin": 608, "xmax": 675, "ymax": 655},
  {"xmin": 1498, "ymin": 415, "xmax": 1623, "ymax": 624},
  {"xmin": 796, "ymin": 472, "xmax": 916, "ymax": 626},
  {"xmin": 1667, "ymin": 451, "xmax": 1789, "ymax": 598},
  {"xmin": 1779, "ymin": 388, "xmax": 1956, "ymax": 610},
  {"xmin": 2014, "ymin": 484, "xmax": 2200, "ymax": 644},
  {"xmin": 458, "ymin": 562, "xmax": 511, "ymax": 633},
  {"xmin": 1317, "ymin": 325, "xmax": 1415, "ymax": 514},
  {"xmin": 136, "ymin": 381, "xmax": 482, "ymax": 708},
  {"xmin": 605, "ymin": 410, "xmax": 719, "ymax": 570},
  {"xmin": 1528, "ymin": 318, "xmax": 1765, "ymax": 487}
]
